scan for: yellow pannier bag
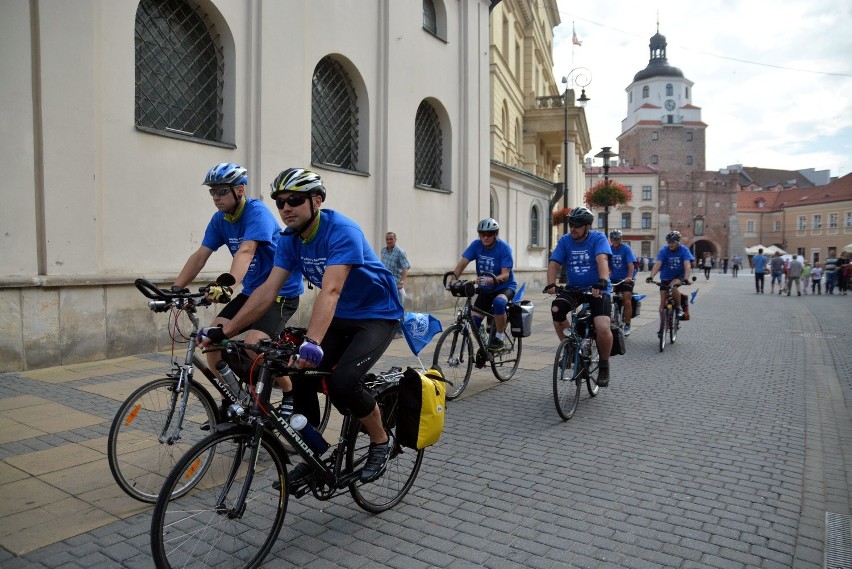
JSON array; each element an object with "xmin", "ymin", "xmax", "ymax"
[{"xmin": 397, "ymin": 367, "xmax": 447, "ymax": 449}]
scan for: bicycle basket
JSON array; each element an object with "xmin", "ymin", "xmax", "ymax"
[{"xmin": 449, "ymin": 280, "xmax": 476, "ymax": 298}]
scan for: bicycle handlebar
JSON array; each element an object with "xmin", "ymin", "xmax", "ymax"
[
  {"xmin": 443, "ymin": 271, "xmax": 499, "ymax": 298},
  {"xmin": 645, "ymin": 276, "xmax": 697, "ymax": 288}
]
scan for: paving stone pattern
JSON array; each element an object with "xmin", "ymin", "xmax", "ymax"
[{"xmin": 0, "ymin": 275, "xmax": 849, "ymax": 568}]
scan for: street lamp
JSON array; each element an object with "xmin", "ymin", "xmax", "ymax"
[
  {"xmin": 594, "ymin": 146, "xmax": 616, "ymax": 237},
  {"xmin": 560, "ymin": 68, "xmax": 591, "ymax": 237}
]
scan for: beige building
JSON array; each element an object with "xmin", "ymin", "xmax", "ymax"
[
  {"xmin": 737, "ymin": 172, "xmax": 852, "ymax": 264},
  {"xmin": 585, "ymin": 165, "xmax": 661, "ymax": 259},
  {"xmin": 0, "ymin": 0, "xmax": 494, "ymax": 371}
]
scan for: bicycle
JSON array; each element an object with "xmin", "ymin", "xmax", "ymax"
[
  {"xmin": 550, "ymin": 286, "xmax": 603, "ymax": 421},
  {"xmin": 432, "ymin": 271, "xmax": 523, "ymax": 400},
  {"xmin": 107, "ymin": 278, "xmax": 330, "ymax": 503},
  {"xmin": 647, "ymin": 276, "xmax": 696, "ymax": 352},
  {"xmin": 150, "ymin": 332, "xmax": 425, "ymax": 569},
  {"xmin": 610, "ymin": 285, "xmax": 645, "ymax": 336}
]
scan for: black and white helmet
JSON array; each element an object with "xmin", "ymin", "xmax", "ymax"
[
  {"xmin": 477, "ymin": 218, "xmax": 500, "ymax": 232},
  {"xmin": 270, "ymin": 168, "xmax": 326, "ymax": 201},
  {"xmin": 666, "ymin": 231, "xmax": 682, "ymax": 242},
  {"xmin": 609, "ymin": 229, "xmax": 623, "ymax": 239},
  {"xmin": 567, "ymin": 207, "xmax": 594, "ymax": 226}
]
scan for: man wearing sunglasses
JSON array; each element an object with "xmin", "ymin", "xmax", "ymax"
[
  {"xmin": 449, "ymin": 218, "xmax": 517, "ymax": 352},
  {"xmin": 200, "ymin": 168, "xmax": 403, "ymax": 485},
  {"xmin": 543, "ymin": 207, "xmax": 614, "ymax": 387},
  {"xmin": 175, "ymin": 163, "xmax": 303, "ymax": 389}
]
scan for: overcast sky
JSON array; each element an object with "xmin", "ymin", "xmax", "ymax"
[{"xmin": 552, "ymin": 0, "xmax": 852, "ymax": 180}]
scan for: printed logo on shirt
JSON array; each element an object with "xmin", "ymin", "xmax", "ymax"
[
  {"xmin": 478, "ymin": 254, "xmax": 497, "ymax": 275},
  {"xmin": 569, "ymin": 249, "xmax": 593, "ymax": 277},
  {"xmin": 301, "ymin": 255, "xmax": 327, "ymax": 287}
]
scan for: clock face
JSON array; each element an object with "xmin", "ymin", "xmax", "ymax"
[{"xmin": 665, "ymin": 99, "xmax": 676, "ymax": 111}]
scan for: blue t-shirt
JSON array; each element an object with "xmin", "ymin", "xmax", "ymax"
[
  {"xmin": 551, "ymin": 230, "xmax": 613, "ymax": 292},
  {"xmin": 461, "ymin": 238, "xmax": 517, "ymax": 292},
  {"xmin": 609, "ymin": 243, "xmax": 637, "ymax": 280},
  {"xmin": 752, "ymin": 254, "xmax": 768, "ymax": 273},
  {"xmin": 656, "ymin": 243, "xmax": 695, "ymax": 281},
  {"xmin": 274, "ymin": 210, "xmax": 403, "ymax": 321},
  {"xmin": 201, "ymin": 199, "xmax": 303, "ymax": 298}
]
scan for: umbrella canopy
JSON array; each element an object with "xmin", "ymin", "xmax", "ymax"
[
  {"xmin": 844, "ymin": 243, "xmax": 852, "ymax": 253},
  {"xmin": 745, "ymin": 244, "xmax": 767, "ymax": 255},
  {"xmin": 764, "ymin": 245, "xmax": 787, "ymax": 256}
]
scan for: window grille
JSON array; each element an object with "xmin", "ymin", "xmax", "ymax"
[
  {"xmin": 415, "ymin": 101, "xmax": 443, "ymax": 188},
  {"xmin": 530, "ymin": 206, "xmax": 540, "ymax": 246},
  {"xmin": 423, "ymin": 0, "xmax": 437, "ymax": 34},
  {"xmin": 135, "ymin": 0, "xmax": 223, "ymax": 142},
  {"xmin": 312, "ymin": 57, "xmax": 359, "ymax": 170}
]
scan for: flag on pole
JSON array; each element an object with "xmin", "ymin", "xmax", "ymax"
[
  {"xmin": 572, "ymin": 22, "xmax": 582, "ymax": 46},
  {"xmin": 401, "ymin": 312, "xmax": 443, "ymax": 356}
]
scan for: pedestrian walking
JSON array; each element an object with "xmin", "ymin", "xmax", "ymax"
[
  {"xmin": 702, "ymin": 252, "xmax": 712, "ymax": 280},
  {"xmin": 723, "ymin": 257, "xmax": 729, "ymax": 274},
  {"xmin": 811, "ymin": 263, "xmax": 823, "ymax": 294},
  {"xmin": 381, "ymin": 231, "xmax": 411, "ymax": 338},
  {"xmin": 752, "ymin": 249, "xmax": 768, "ymax": 293},
  {"xmin": 824, "ymin": 252, "xmax": 839, "ymax": 294},
  {"xmin": 838, "ymin": 252, "xmax": 850, "ymax": 295},
  {"xmin": 786, "ymin": 254, "xmax": 803, "ymax": 296},
  {"xmin": 801, "ymin": 261, "xmax": 811, "ymax": 295},
  {"xmin": 769, "ymin": 251, "xmax": 785, "ymax": 294}
]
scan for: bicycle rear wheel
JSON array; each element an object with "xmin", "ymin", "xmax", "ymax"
[
  {"xmin": 586, "ymin": 338, "xmax": 600, "ymax": 397},
  {"xmin": 491, "ymin": 335, "xmax": 522, "ymax": 381},
  {"xmin": 108, "ymin": 377, "xmax": 218, "ymax": 503},
  {"xmin": 553, "ymin": 338, "xmax": 581, "ymax": 421},
  {"xmin": 432, "ymin": 324, "xmax": 473, "ymax": 400},
  {"xmin": 348, "ymin": 384, "xmax": 424, "ymax": 513},
  {"xmin": 150, "ymin": 427, "xmax": 288, "ymax": 569}
]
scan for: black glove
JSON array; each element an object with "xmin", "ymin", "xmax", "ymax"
[
  {"xmin": 199, "ymin": 325, "xmax": 227, "ymax": 344},
  {"xmin": 207, "ymin": 284, "xmax": 233, "ymax": 303},
  {"xmin": 645, "ymin": 276, "xmax": 653, "ymax": 284},
  {"xmin": 543, "ymin": 283, "xmax": 556, "ymax": 294},
  {"xmin": 592, "ymin": 279, "xmax": 609, "ymax": 291}
]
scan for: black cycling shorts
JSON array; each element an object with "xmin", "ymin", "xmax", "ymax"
[
  {"xmin": 473, "ymin": 287, "xmax": 516, "ymax": 316},
  {"xmin": 612, "ymin": 281, "xmax": 635, "ymax": 294},
  {"xmin": 550, "ymin": 291, "xmax": 611, "ymax": 323},
  {"xmin": 217, "ymin": 293, "xmax": 299, "ymax": 337}
]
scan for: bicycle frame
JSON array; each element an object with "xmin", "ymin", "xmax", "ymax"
[{"xmin": 551, "ymin": 287, "xmax": 600, "ymax": 420}]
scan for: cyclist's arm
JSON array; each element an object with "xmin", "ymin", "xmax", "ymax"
[
  {"xmin": 682, "ymin": 259, "xmax": 692, "ymax": 282},
  {"xmin": 451, "ymin": 258, "xmax": 471, "ymax": 280},
  {"xmin": 648, "ymin": 260, "xmax": 662, "ymax": 280},
  {"xmin": 174, "ymin": 246, "xmax": 214, "ymax": 288},
  {"xmin": 228, "ymin": 239, "xmax": 260, "ymax": 286},
  {"xmin": 218, "ymin": 266, "xmax": 288, "ymax": 339},
  {"xmin": 546, "ymin": 259, "xmax": 562, "ymax": 287},
  {"xmin": 596, "ymin": 253, "xmax": 610, "ymax": 281},
  {"xmin": 305, "ymin": 264, "xmax": 352, "ymax": 344}
]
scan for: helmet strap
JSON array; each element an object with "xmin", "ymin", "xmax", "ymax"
[
  {"xmin": 224, "ymin": 196, "xmax": 246, "ymax": 222},
  {"xmin": 297, "ymin": 203, "xmax": 322, "ymax": 242}
]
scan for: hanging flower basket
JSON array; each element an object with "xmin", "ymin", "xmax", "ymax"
[
  {"xmin": 584, "ymin": 180, "xmax": 632, "ymax": 209},
  {"xmin": 552, "ymin": 207, "xmax": 572, "ymax": 226}
]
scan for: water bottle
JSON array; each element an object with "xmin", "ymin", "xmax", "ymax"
[
  {"xmin": 215, "ymin": 360, "xmax": 244, "ymax": 401},
  {"xmin": 479, "ymin": 322, "xmax": 488, "ymax": 344},
  {"xmin": 290, "ymin": 414, "xmax": 330, "ymax": 455}
]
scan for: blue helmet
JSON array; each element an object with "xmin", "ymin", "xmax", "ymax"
[{"xmin": 203, "ymin": 163, "xmax": 248, "ymax": 187}]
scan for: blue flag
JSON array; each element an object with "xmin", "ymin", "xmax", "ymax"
[
  {"xmin": 690, "ymin": 289, "xmax": 699, "ymax": 305},
  {"xmin": 402, "ymin": 312, "xmax": 443, "ymax": 356},
  {"xmin": 632, "ymin": 293, "xmax": 646, "ymax": 302},
  {"xmin": 514, "ymin": 283, "xmax": 526, "ymax": 302}
]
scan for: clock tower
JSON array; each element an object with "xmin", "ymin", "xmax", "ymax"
[{"xmin": 617, "ymin": 26, "xmax": 706, "ymax": 179}]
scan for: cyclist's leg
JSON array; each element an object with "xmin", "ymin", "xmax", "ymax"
[
  {"xmin": 621, "ymin": 285, "xmax": 633, "ymax": 327},
  {"xmin": 490, "ymin": 288, "xmax": 515, "ymax": 347},
  {"xmin": 591, "ymin": 295, "xmax": 612, "ymax": 385},
  {"xmin": 207, "ymin": 293, "xmax": 250, "ymax": 370},
  {"xmin": 550, "ymin": 294, "xmax": 574, "ymax": 341},
  {"xmin": 247, "ymin": 296, "xmax": 300, "ymax": 412}
]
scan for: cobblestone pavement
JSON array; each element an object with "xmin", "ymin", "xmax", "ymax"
[{"xmin": 0, "ymin": 274, "xmax": 849, "ymax": 568}]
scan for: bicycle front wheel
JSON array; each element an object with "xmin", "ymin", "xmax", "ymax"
[
  {"xmin": 432, "ymin": 324, "xmax": 473, "ymax": 400},
  {"xmin": 108, "ymin": 377, "xmax": 218, "ymax": 503},
  {"xmin": 670, "ymin": 310, "xmax": 679, "ymax": 343},
  {"xmin": 491, "ymin": 335, "xmax": 522, "ymax": 381},
  {"xmin": 659, "ymin": 310, "xmax": 668, "ymax": 352},
  {"xmin": 150, "ymin": 427, "xmax": 288, "ymax": 569},
  {"xmin": 553, "ymin": 338, "xmax": 581, "ymax": 421},
  {"xmin": 585, "ymin": 338, "xmax": 600, "ymax": 397},
  {"xmin": 348, "ymin": 384, "xmax": 424, "ymax": 513}
]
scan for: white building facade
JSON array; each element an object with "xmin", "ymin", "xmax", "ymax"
[{"xmin": 0, "ymin": 0, "xmax": 493, "ymax": 370}]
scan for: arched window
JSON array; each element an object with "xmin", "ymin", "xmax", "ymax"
[
  {"xmin": 530, "ymin": 205, "xmax": 540, "ymax": 246},
  {"xmin": 642, "ymin": 86, "xmax": 649, "ymax": 98},
  {"xmin": 312, "ymin": 57, "xmax": 359, "ymax": 171},
  {"xmin": 414, "ymin": 100, "xmax": 443, "ymax": 189},
  {"xmin": 665, "ymin": 83, "xmax": 673, "ymax": 96},
  {"xmin": 423, "ymin": 0, "xmax": 437, "ymax": 34},
  {"xmin": 135, "ymin": 0, "xmax": 224, "ymax": 142}
]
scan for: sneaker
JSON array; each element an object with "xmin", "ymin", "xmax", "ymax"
[
  {"xmin": 277, "ymin": 393, "xmax": 294, "ymax": 421},
  {"xmin": 623, "ymin": 324, "xmax": 631, "ymax": 337},
  {"xmin": 487, "ymin": 338, "xmax": 505, "ymax": 352},
  {"xmin": 676, "ymin": 307, "xmax": 684, "ymax": 319},
  {"xmin": 597, "ymin": 365, "xmax": 610, "ymax": 387},
  {"xmin": 360, "ymin": 438, "xmax": 392, "ymax": 482}
]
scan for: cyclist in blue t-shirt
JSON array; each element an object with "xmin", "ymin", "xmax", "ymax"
[
  {"xmin": 543, "ymin": 207, "xmax": 614, "ymax": 387},
  {"xmin": 608, "ymin": 229, "xmax": 639, "ymax": 337},
  {"xmin": 201, "ymin": 168, "xmax": 402, "ymax": 485},
  {"xmin": 174, "ymin": 163, "xmax": 303, "ymax": 374},
  {"xmin": 646, "ymin": 231, "xmax": 694, "ymax": 319},
  {"xmin": 449, "ymin": 218, "xmax": 517, "ymax": 352}
]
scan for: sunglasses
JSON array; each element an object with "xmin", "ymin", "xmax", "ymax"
[
  {"xmin": 208, "ymin": 186, "xmax": 233, "ymax": 197},
  {"xmin": 275, "ymin": 194, "xmax": 310, "ymax": 209},
  {"xmin": 478, "ymin": 231, "xmax": 497, "ymax": 237},
  {"xmin": 568, "ymin": 222, "xmax": 586, "ymax": 228}
]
